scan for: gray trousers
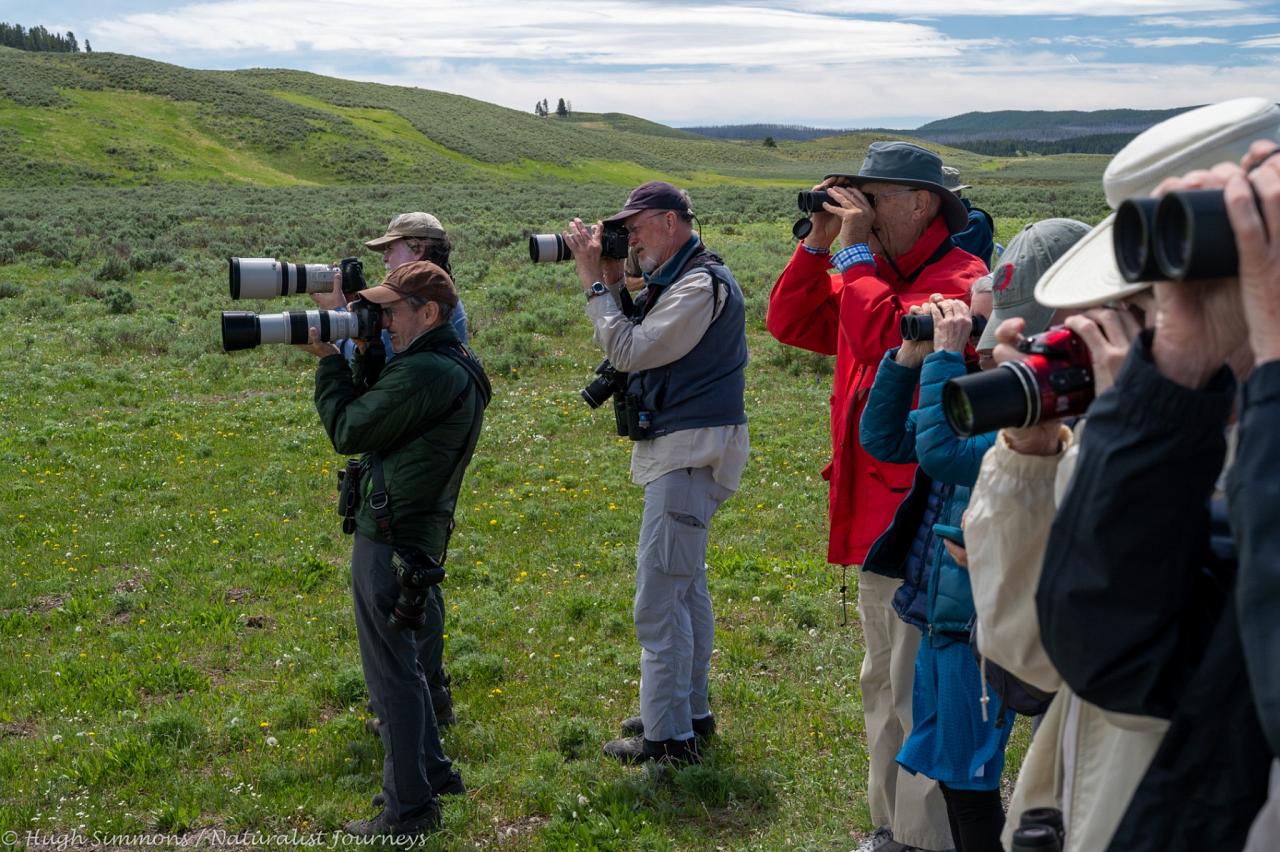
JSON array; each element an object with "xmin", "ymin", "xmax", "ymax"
[
  {"xmin": 635, "ymin": 467, "xmax": 732, "ymax": 742},
  {"xmin": 351, "ymin": 534, "xmax": 452, "ymax": 822},
  {"xmin": 420, "ymin": 585, "xmax": 450, "ymax": 712}
]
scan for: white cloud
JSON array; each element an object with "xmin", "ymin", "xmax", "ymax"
[
  {"xmin": 91, "ymin": 1, "xmax": 993, "ymax": 67},
  {"xmin": 1241, "ymin": 34, "xmax": 1280, "ymax": 47},
  {"xmin": 753, "ymin": 0, "xmax": 1247, "ymax": 15},
  {"xmin": 1127, "ymin": 36, "xmax": 1230, "ymax": 45},
  {"xmin": 1141, "ymin": 13, "xmax": 1280, "ymax": 27}
]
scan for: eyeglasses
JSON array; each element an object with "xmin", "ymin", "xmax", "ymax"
[
  {"xmin": 862, "ymin": 188, "xmax": 918, "ymax": 209},
  {"xmin": 624, "ymin": 210, "xmax": 668, "ymax": 232}
]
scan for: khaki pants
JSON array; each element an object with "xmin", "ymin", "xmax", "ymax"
[{"xmin": 858, "ymin": 569, "xmax": 953, "ymax": 850}]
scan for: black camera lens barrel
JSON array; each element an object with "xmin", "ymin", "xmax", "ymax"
[
  {"xmin": 220, "ymin": 309, "xmax": 365, "ymax": 351},
  {"xmin": 942, "ymin": 361, "xmax": 1041, "ymax": 438},
  {"xmin": 228, "ymin": 257, "xmax": 345, "ymax": 300},
  {"xmin": 900, "ymin": 314, "xmax": 989, "ymax": 341},
  {"xmin": 1010, "ymin": 824, "xmax": 1061, "ymax": 851}
]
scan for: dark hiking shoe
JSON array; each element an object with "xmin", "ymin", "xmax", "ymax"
[
  {"xmin": 619, "ymin": 714, "xmax": 716, "ymax": 739},
  {"xmin": 603, "ymin": 735, "xmax": 700, "ymax": 765},
  {"xmin": 343, "ymin": 801, "xmax": 441, "ymax": 840},
  {"xmin": 373, "ymin": 771, "xmax": 465, "ymax": 807}
]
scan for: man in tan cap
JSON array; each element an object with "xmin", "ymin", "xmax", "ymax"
[{"xmin": 298, "ymin": 261, "xmax": 489, "ymax": 841}]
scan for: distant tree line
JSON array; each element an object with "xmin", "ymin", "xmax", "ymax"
[
  {"xmin": 682, "ymin": 123, "xmax": 853, "ymax": 142},
  {"xmin": 954, "ymin": 133, "xmax": 1139, "ymax": 157},
  {"xmin": 0, "ymin": 23, "xmax": 86, "ymax": 53},
  {"xmin": 533, "ymin": 98, "xmax": 572, "ymax": 117}
]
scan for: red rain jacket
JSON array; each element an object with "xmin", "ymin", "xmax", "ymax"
[{"xmin": 766, "ymin": 217, "xmax": 986, "ymax": 566}]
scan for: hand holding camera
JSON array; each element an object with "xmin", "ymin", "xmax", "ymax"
[
  {"xmin": 562, "ymin": 218, "xmax": 625, "ymax": 291},
  {"xmin": 1061, "ymin": 307, "xmax": 1141, "ymax": 396}
]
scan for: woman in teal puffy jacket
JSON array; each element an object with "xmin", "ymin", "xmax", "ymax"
[{"xmin": 860, "ymin": 293, "xmax": 1012, "ymax": 852}]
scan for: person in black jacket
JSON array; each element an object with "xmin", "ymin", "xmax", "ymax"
[{"xmin": 1037, "ymin": 147, "xmax": 1279, "ymax": 850}]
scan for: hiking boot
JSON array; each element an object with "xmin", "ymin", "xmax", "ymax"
[
  {"xmin": 619, "ymin": 713, "xmax": 716, "ymax": 739},
  {"xmin": 854, "ymin": 827, "xmax": 940, "ymax": 852},
  {"xmin": 373, "ymin": 771, "xmax": 466, "ymax": 807},
  {"xmin": 342, "ymin": 801, "xmax": 441, "ymax": 840},
  {"xmin": 603, "ymin": 735, "xmax": 700, "ymax": 765}
]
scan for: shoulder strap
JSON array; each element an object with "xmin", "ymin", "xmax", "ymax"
[{"xmin": 366, "ymin": 343, "xmax": 490, "ymax": 549}]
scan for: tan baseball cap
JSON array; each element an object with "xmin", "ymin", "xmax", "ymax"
[{"xmin": 364, "ymin": 212, "xmax": 447, "ymax": 250}]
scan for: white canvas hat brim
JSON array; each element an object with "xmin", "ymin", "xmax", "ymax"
[{"xmin": 1034, "ymin": 213, "xmax": 1152, "ymax": 309}]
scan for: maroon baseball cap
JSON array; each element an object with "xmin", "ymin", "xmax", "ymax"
[{"xmin": 603, "ymin": 181, "xmax": 692, "ymax": 224}]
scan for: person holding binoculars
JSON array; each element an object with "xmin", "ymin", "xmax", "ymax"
[
  {"xmin": 297, "ymin": 261, "xmax": 489, "ymax": 842},
  {"xmin": 959, "ymin": 98, "xmax": 1280, "ymax": 852},
  {"xmin": 769, "ymin": 141, "xmax": 987, "ymax": 852},
  {"xmin": 561, "ymin": 181, "xmax": 749, "ymax": 765}
]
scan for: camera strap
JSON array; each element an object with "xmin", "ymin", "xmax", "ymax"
[{"xmin": 365, "ymin": 344, "xmax": 491, "ymax": 564}]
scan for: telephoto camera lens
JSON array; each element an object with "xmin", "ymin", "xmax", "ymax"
[
  {"xmin": 528, "ymin": 234, "xmax": 573, "ymax": 264},
  {"xmin": 1113, "ymin": 197, "xmax": 1162, "ymax": 283},
  {"xmin": 1153, "ymin": 188, "xmax": 1239, "ymax": 280},
  {"xmin": 221, "ymin": 308, "xmax": 370, "ymax": 351},
  {"xmin": 229, "ymin": 257, "xmax": 345, "ymax": 300},
  {"xmin": 900, "ymin": 314, "xmax": 989, "ymax": 341},
  {"xmin": 1020, "ymin": 807, "xmax": 1064, "ymax": 844},
  {"xmin": 796, "ymin": 190, "xmax": 833, "ymax": 214},
  {"xmin": 581, "ymin": 359, "xmax": 622, "ymax": 408}
]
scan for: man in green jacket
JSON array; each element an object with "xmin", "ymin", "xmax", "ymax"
[{"xmin": 299, "ymin": 260, "xmax": 488, "ymax": 840}]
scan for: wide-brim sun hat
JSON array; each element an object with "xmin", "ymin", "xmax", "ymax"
[
  {"xmin": 825, "ymin": 141, "xmax": 970, "ymax": 234},
  {"xmin": 1035, "ymin": 97, "xmax": 1280, "ymax": 309}
]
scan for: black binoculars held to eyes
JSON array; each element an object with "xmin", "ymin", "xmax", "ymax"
[
  {"xmin": 1113, "ymin": 189, "xmax": 1245, "ymax": 282},
  {"xmin": 900, "ymin": 314, "xmax": 989, "ymax": 342}
]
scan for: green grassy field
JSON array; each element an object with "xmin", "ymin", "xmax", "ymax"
[{"xmin": 0, "ymin": 50, "xmax": 1111, "ymax": 850}]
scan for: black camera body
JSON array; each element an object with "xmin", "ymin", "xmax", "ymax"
[
  {"xmin": 386, "ymin": 547, "xmax": 446, "ymax": 632},
  {"xmin": 581, "ymin": 359, "xmax": 651, "ymax": 440}
]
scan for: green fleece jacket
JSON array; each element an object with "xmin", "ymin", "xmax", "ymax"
[{"xmin": 314, "ymin": 322, "xmax": 483, "ymax": 555}]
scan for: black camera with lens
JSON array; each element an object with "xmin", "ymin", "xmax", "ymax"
[
  {"xmin": 581, "ymin": 358, "xmax": 651, "ymax": 439},
  {"xmin": 221, "ymin": 295, "xmax": 382, "ymax": 351},
  {"xmin": 942, "ymin": 326, "xmax": 1094, "ymax": 437},
  {"xmin": 1113, "ymin": 185, "xmax": 1265, "ymax": 282},
  {"xmin": 386, "ymin": 547, "xmax": 446, "ymax": 632},
  {"xmin": 529, "ymin": 224, "xmax": 630, "ymax": 263},
  {"xmin": 900, "ymin": 313, "xmax": 989, "ymax": 342}
]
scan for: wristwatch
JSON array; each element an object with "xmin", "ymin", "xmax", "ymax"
[{"xmin": 586, "ymin": 281, "xmax": 609, "ymax": 300}]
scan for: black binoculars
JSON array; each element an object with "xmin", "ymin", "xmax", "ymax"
[{"xmin": 1113, "ymin": 188, "xmax": 1243, "ymax": 282}]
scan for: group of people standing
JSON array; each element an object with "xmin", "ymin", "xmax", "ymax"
[{"xmin": 296, "ymin": 96, "xmax": 1280, "ymax": 850}]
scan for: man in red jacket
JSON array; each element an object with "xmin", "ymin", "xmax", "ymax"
[{"xmin": 767, "ymin": 141, "xmax": 986, "ymax": 852}]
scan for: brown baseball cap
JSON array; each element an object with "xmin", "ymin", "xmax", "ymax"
[
  {"xmin": 360, "ymin": 261, "xmax": 458, "ymax": 311},
  {"xmin": 364, "ymin": 212, "xmax": 448, "ymax": 250}
]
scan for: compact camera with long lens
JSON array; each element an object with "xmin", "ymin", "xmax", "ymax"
[
  {"xmin": 221, "ymin": 298, "xmax": 382, "ymax": 352},
  {"xmin": 228, "ymin": 256, "xmax": 366, "ymax": 300},
  {"xmin": 529, "ymin": 225, "xmax": 630, "ymax": 263},
  {"xmin": 942, "ymin": 326, "xmax": 1094, "ymax": 437},
  {"xmin": 900, "ymin": 314, "xmax": 989, "ymax": 342}
]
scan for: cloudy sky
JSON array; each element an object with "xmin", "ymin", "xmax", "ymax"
[{"xmin": 15, "ymin": 0, "xmax": 1280, "ymax": 127}]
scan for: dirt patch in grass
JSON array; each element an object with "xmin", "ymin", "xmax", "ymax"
[{"xmin": 28, "ymin": 594, "xmax": 65, "ymax": 614}]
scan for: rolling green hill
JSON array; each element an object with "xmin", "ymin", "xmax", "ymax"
[{"xmin": 0, "ymin": 48, "xmax": 874, "ymax": 187}]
